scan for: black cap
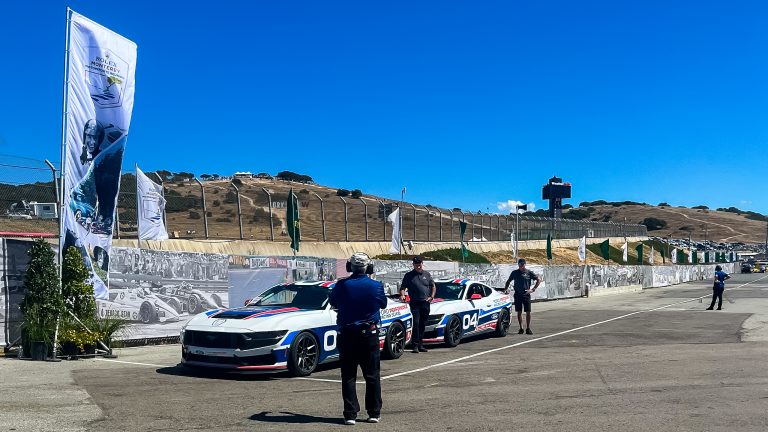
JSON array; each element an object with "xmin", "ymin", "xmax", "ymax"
[
  {"xmin": 412, "ymin": 256, "xmax": 423, "ymax": 264},
  {"xmin": 517, "ymin": 258, "xmax": 526, "ymax": 265}
]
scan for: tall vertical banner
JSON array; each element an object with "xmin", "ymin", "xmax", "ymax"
[
  {"xmin": 577, "ymin": 236, "xmax": 586, "ymax": 262},
  {"xmin": 387, "ymin": 208, "xmax": 401, "ymax": 253},
  {"xmin": 136, "ymin": 166, "xmax": 168, "ymax": 241},
  {"xmin": 60, "ymin": 10, "xmax": 137, "ymax": 299}
]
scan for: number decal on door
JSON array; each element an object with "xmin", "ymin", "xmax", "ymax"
[{"xmin": 462, "ymin": 313, "xmax": 478, "ymax": 330}]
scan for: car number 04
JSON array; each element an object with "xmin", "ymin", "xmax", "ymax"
[
  {"xmin": 462, "ymin": 313, "xmax": 478, "ymax": 330},
  {"xmin": 324, "ymin": 330, "xmax": 337, "ymax": 351}
]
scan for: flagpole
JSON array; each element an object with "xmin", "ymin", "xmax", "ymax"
[
  {"xmin": 399, "ymin": 187, "xmax": 405, "ymax": 258},
  {"xmin": 135, "ymin": 164, "xmax": 140, "ymax": 241}
]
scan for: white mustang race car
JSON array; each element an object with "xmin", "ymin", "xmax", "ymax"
[
  {"xmin": 422, "ymin": 279, "xmax": 512, "ymax": 347},
  {"xmin": 181, "ymin": 280, "xmax": 412, "ymax": 376}
]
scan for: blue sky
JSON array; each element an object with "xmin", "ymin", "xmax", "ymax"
[{"xmin": 1, "ymin": 1, "xmax": 767, "ymax": 215}]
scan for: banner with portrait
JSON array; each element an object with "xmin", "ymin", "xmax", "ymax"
[
  {"xmin": 60, "ymin": 10, "xmax": 137, "ymax": 299},
  {"xmin": 136, "ymin": 166, "xmax": 168, "ymax": 241}
]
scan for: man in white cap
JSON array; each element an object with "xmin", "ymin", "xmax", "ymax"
[{"xmin": 330, "ymin": 253, "xmax": 387, "ymax": 425}]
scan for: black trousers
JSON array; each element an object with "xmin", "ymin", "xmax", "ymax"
[
  {"xmin": 338, "ymin": 327, "xmax": 381, "ymax": 420},
  {"xmin": 410, "ymin": 300, "xmax": 431, "ymax": 347},
  {"xmin": 709, "ymin": 287, "xmax": 724, "ymax": 309}
]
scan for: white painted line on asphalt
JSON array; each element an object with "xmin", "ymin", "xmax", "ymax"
[
  {"xmin": 95, "ymin": 358, "xmax": 171, "ymax": 368},
  {"xmin": 294, "ymin": 377, "xmax": 343, "ymax": 383},
  {"xmin": 381, "ymin": 275, "xmax": 768, "ymax": 381}
]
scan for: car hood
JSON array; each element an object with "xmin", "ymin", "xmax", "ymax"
[{"xmin": 185, "ymin": 305, "xmax": 323, "ymax": 332}]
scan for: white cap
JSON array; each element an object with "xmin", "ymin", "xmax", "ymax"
[{"xmin": 348, "ymin": 252, "xmax": 371, "ymax": 268}]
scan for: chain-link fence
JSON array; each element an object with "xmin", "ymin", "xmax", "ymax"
[
  {"xmin": 1, "ymin": 167, "xmax": 648, "ymax": 242},
  {"xmin": 0, "ymin": 155, "xmax": 58, "ymax": 237}
]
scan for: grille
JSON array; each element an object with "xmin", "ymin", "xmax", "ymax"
[
  {"xmin": 184, "ymin": 330, "xmax": 287, "ymax": 350},
  {"xmin": 426, "ymin": 314, "xmax": 444, "ymax": 327}
]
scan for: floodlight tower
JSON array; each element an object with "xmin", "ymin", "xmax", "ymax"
[{"xmin": 542, "ymin": 176, "xmax": 572, "ymax": 219}]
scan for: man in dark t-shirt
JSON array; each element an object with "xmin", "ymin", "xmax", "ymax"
[
  {"xmin": 504, "ymin": 258, "xmax": 540, "ymax": 335},
  {"xmin": 400, "ymin": 256, "xmax": 436, "ymax": 353}
]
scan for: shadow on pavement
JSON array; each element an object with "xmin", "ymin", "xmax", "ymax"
[{"xmin": 249, "ymin": 411, "xmax": 342, "ymax": 425}]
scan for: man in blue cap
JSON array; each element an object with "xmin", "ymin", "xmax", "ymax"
[{"xmin": 330, "ymin": 252, "xmax": 387, "ymax": 425}]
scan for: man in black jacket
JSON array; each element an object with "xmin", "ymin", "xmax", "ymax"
[{"xmin": 330, "ymin": 253, "xmax": 387, "ymax": 425}]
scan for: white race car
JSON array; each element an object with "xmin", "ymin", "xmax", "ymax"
[
  {"xmin": 97, "ymin": 287, "xmax": 181, "ymax": 324},
  {"xmin": 181, "ymin": 280, "xmax": 412, "ymax": 376},
  {"xmin": 421, "ymin": 279, "xmax": 512, "ymax": 347}
]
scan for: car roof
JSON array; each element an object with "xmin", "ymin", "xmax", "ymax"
[
  {"xmin": 435, "ymin": 278, "xmax": 482, "ymax": 285},
  {"xmin": 283, "ymin": 280, "xmax": 337, "ymax": 289}
]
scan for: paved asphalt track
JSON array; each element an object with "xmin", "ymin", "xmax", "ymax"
[{"xmin": 2, "ymin": 273, "xmax": 767, "ymax": 431}]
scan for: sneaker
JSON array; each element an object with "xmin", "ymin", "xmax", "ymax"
[
  {"xmin": 344, "ymin": 419, "xmax": 356, "ymax": 425},
  {"xmin": 367, "ymin": 417, "xmax": 380, "ymax": 423},
  {"xmin": 411, "ymin": 348, "xmax": 419, "ymax": 354},
  {"xmin": 525, "ymin": 328, "xmax": 533, "ymax": 335},
  {"xmin": 418, "ymin": 346, "xmax": 428, "ymax": 353},
  {"xmin": 705, "ymin": 307, "xmax": 713, "ymax": 310},
  {"xmin": 518, "ymin": 328, "xmax": 524, "ymax": 334}
]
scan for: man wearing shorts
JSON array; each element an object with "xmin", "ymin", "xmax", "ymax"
[{"xmin": 504, "ymin": 258, "xmax": 540, "ymax": 335}]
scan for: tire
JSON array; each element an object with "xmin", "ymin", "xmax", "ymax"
[
  {"xmin": 139, "ymin": 302, "xmax": 156, "ymax": 324},
  {"xmin": 188, "ymin": 295, "xmax": 202, "ymax": 314},
  {"xmin": 382, "ymin": 321, "xmax": 406, "ymax": 360},
  {"xmin": 443, "ymin": 315, "xmax": 462, "ymax": 347},
  {"xmin": 287, "ymin": 332, "xmax": 319, "ymax": 377},
  {"xmin": 167, "ymin": 298, "xmax": 183, "ymax": 314},
  {"xmin": 494, "ymin": 308, "xmax": 511, "ymax": 337}
]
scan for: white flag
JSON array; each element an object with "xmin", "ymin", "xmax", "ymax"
[
  {"xmin": 60, "ymin": 10, "xmax": 137, "ymax": 300},
  {"xmin": 387, "ymin": 208, "xmax": 401, "ymax": 253},
  {"xmin": 136, "ymin": 166, "xmax": 168, "ymax": 240},
  {"xmin": 648, "ymin": 246, "xmax": 654, "ymax": 264},
  {"xmin": 621, "ymin": 242, "xmax": 628, "ymax": 263},
  {"xmin": 511, "ymin": 232, "xmax": 516, "ymax": 257},
  {"xmin": 578, "ymin": 236, "xmax": 586, "ymax": 262},
  {"xmin": 688, "ymin": 250, "xmax": 693, "ymax": 263},
  {"xmin": 672, "ymin": 248, "xmax": 678, "ymax": 264}
]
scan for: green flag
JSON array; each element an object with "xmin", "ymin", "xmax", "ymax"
[
  {"xmin": 459, "ymin": 221, "xmax": 468, "ymax": 258},
  {"xmin": 546, "ymin": 233, "xmax": 552, "ymax": 260},
  {"xmin": 692, "ymin": 251, "xmax": 698, "ymax": 264},
  {"xmin": 287, "ymin": 188, "xmax": 300, "ymax": 253},
  {"xmin": 677, "ymin": 249, "xmax": 686, "ymax": 264},
  {"xmin": 599, "ymin": 239, "xmax": 610, "ymax": 260},
  {"xmin": 635, "ymin": 243, "xmax": 643, "ymax": 264}
]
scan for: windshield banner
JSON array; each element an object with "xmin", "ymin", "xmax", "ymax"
[{"xmin": 60, "ymin": 10, "xmax": 137, "ymax": 299}]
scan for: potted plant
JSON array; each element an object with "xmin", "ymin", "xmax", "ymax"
[
  {"xmin": 19, "ymin": 239, "xmax": 63, "ymax": 360},
  {"xmin": 21, "ymin": 304, "xmax": 55, "ymax": 361}
]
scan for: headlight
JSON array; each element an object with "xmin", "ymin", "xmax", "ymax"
[{"xmin": 240, "ymin": 330, "xmax": 289, "ymax": 350}]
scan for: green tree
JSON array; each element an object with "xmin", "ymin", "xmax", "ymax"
[
  {"xmin": 62, "ymin": 246, "xmax": 96, "ymax": 321},
  {"xmin": 20, "ymin": 239, "xmax": 62, "ymax": 317}
]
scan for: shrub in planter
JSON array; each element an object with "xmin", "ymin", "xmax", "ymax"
[
  {"xmin": 21, "ymin": 304, "xmax": 56, "ymax": 361},
  {"xmin": 20, "ymin": 239, "xmax": 63, "ymax": 359}
]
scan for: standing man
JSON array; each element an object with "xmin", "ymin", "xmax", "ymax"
[
  {"xmin": 400, "ymin": 256, "xmax": 436, "ymax": 353},
  {"xmin": 329, "ymin": 253, "xmax": 387, "ymax": 426},
  {"xmin": 504, "ymin": 258, "xmax": 541, "ymax": 335},
  {"xmin": 706, "ymin": 265, "xmax": 731, "ymax": 310}
]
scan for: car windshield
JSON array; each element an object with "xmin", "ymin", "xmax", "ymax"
[
  {"xmin": 434, "ymin": 283, "xmax": 465, "ymax": 301},
  {"xmin": 250, "ymin": 284, "xmax": 330, "ymax": 310}
]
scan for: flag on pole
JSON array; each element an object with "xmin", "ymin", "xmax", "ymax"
[
  {"xmin": 635, "ymin": 243, "xmax": 643, "ymax": 264},
  {"xmin": 511, "ymin": 232, "xmax": 516, "ymax": 257},
  {"xmin": 687, "ymin": 249, "xmax": 693, "ymax": 264},
  {"xmin": 460, "ymin": 221, "xmax": 468, "ymax": 259},
  {"xmin": 60, "ymin": 10, "xmax": 138, "ymax": 300},
  {"xmin": 621, "ymin": 242, "xmax": 628, "ymax": 262},
  {"xmin": 578, "ymin": 236, "xmax": 586, "ymax": 262},
  {"xmin": 287, "ymin": 188, "xmax": 300, "ymax": 253},
  {"xmin": 649, "ymin": 246, "xmax": 655, "ymax": 264},
  {"xmin": 136, "ymin": 166, "xmax": 168, "ymax": 241},
  {"xmin": 692, "ymin": 250, "xmax": 698, "ymax": 264},
  {"xmin": 387, "ymin": 208, "xmax": 401, "ymax": 253},
  {"xmin": 600, "ymin": 239, "xmax": 610, "ymax": 261},
  {"xmin": 546, "ymin": 233, "xmax": 553, "ymax": 260},
  {"xmin": 672, "ymin": 248, "xmax": 678, "ymax": 264}
]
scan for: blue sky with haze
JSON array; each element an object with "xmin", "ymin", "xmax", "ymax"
[{"xmin": 1, "ymin": 1, "xmax": 766, "ymax": 215}]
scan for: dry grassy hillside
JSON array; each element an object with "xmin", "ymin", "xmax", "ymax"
[{"xmin": 577, "ymin": 205, "xmax": 766, "ymax": 243}]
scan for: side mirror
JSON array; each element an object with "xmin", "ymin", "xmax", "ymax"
[{"xmin": 470, "ymin": 294, "xmax": 482, "ymax": 300}]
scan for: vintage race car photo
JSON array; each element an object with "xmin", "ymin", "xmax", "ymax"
[
  {"xmin": 181, "ymin": 280, "xmax": 413, "ymax": 376},
  {"xmin": 153, "ymin": 281, "xmax": 228, "ymax": 314},
  {"xmin": 421, "ymin": 279, "xmax": 512, "ymax": 347},
  {"xmin": 97, "ymin": 287, "xmax": 181, "ymax": 324}
]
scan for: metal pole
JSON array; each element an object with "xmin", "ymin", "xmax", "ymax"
[
  {"xmin": 339, "ymin": 196, "xmax": 349, "ymax": 241},
  {"xmin": 425, "ymin": 206, "xmax": 431, "ymax": 241},
  {"xmin": 410, "ymin": 204, "xmax": 417, "ymax": 241},
  {"xmin": 232, "ymin": 182, "xmax": 243, "ymax": 240},
  {"xmin": 194, "ymin": 178, "xmax": 208, "ymax": 238},
  {"xmin": 152, "ymin": 173, "xmax": 167, "ymax": 233},
  {"xmin": 262, "ymin": 188, "xmax": 274, "ymax": 241},
  {"xmin": 359, "ymin": 197, "xmax": 368, "ymax": 241},
  {"xmin": 313, "ymin": 192, "xmax": 326, "ymax": 241},
  {"xmin": 438, "ymin": 208, "xmax": 443, "ymax": 241},
  {"xmin": 515, "ymin": 208, "xmax": 520, "ymax": 259},
  {"xmin": 471, "ymin": 212, "xmax": 476, "ymax": 240},
  {"xmin": 45, "ymin": 159, "xmax": 61, "ymax": 239},
  {"xmin": 400, "ymin": 188, "xmax": 406, "ymax": 255},
  {"xmin": 448, "ymin": 210, "xmax": 454, "ymax": 241},
  {"xmin": 479, "ymin": 212, "xmax": 483, "ymax": 241},
  {"xmin": 377, "ymin": 200, "xmax": 386, "ymax": 241},
  {"xmin": 458, "ymin": 210, "xmax": 465, "ymax": 241}
]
